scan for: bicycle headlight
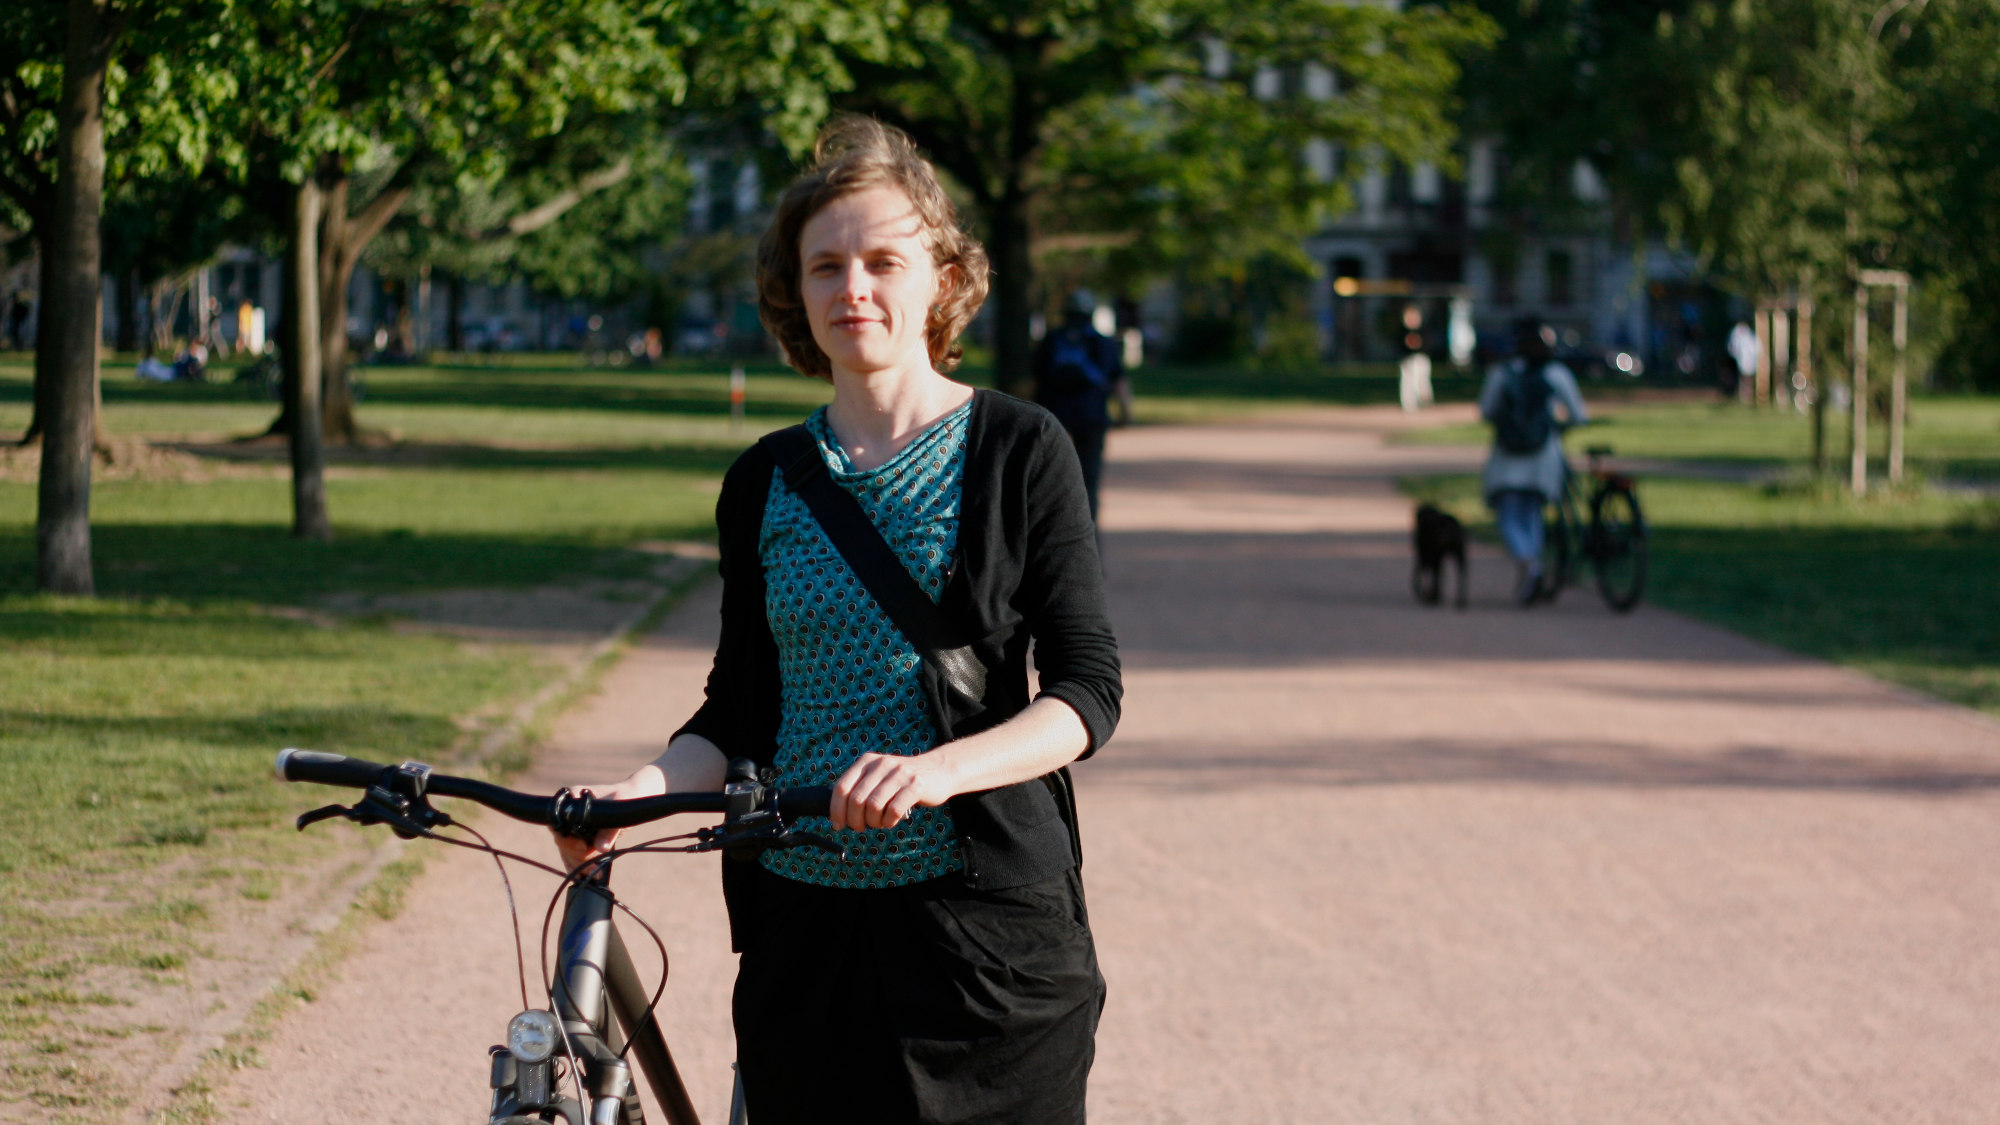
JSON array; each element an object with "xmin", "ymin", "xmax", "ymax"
[{"xmin": 507, "ymin": 1009, "xmax": 562, "ymax": 1064}]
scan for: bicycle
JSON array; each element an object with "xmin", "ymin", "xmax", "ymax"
[
  {"xmin": 1534, "ymin": 433, "xmax": 1649, "ymax": 612},
  {"xmin": 275, "ymin": 748, "xmax": 837, "ymax": 1125}
]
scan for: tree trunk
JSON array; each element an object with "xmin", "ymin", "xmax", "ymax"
[
  {"xmin": 283, "ymin": 177, "xmax": 331, "ymax": 541},
  {"xmin": 259, "ymin": 157, "xmax": 408, "ymax": 443},
  {"xmin": 445, "ymin": 271, "xmax": 465, "ymax": 352},
  {"xmin": 317, "ymin": 161, "xmax": 360, "ymax": 443},
  {"xmin": 989, "ymin": 185, "xmax": 1035, "ymax": 396},
  {"xmin": 314, "ymin": 158, "xmax": 408, "ymax": 443},
  {"xmin": 149, "ymin": 277, "xmax": 183, "ymax": 356},
  {"xmin": 396, "ymin": 270, "xmax": 420, "ymax": 352},
  {"xmin": 37, "ymin": 0, "xmax": 116, "ymax": 595},
  {"xmin": 412, "ymin": 265, "xmax": 430, "ymax": 353}
]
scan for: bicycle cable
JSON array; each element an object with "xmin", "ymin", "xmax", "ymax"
[
  {"xmin": 452, "ymin": 822, "xmax": 532, "ymax": 1012},
  {"xmin": 538, "ymin": 853, "xmax": 605, "ymax": 1117},
  {"xmin": 533, "ymin": 830, "xmax": 702, "ymax": 990},
  {"xmin": 366, "ymin": 819, "xmax": 596, "ymax": 1115},
  {"xmin": 528, "ymin": 831, "xmax": 701, "ymax": 1104},
  {"xmin": 607, "ymin": 892, "xmax": 673, "ymax": 1065},
  {"xmin": 332, "ymin": 790, "xmax": 775, "ymax": 1110},
  {"xmin": 590, "ymin": 830, "xmax": 707, "ymax": 1064}
]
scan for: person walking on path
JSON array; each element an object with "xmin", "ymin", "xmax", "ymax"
[
  {"xmin": 1480, "ymin": 318, "xmax": 1588, "ymax": 606},
  {"xmin": 1397, "ymin": 303, "xmax": 1435, "ymax": 413},
  {"xmin": 553, "ymin": 117, "xmax": 1121, "ymax": 1125},
  {"xmin": 1034, "ymin": 289, "xmax": 1128, "ymax": 519}
]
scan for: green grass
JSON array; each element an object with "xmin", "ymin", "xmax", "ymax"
[
  {"xmin": 1404, "ymin": 465, "xmax": 2000, "ymax": 720},
  {"xmin": 1126, "ymin": 360, "xmax": 1482, "ymax": 422},
  {"xmin": 0, "ymin": 471, "xmax": 723, "ymax": 603},
  {"xmin": 0, "ymin": 354, "xmax": 833, "ymax": 603},
  {"xmin": 0, "ymin": 351, "xmax": 835, "ymax": 1120},
  {"xmin": 0, "ymin": 353, "xmax": 833, "ymax": 446},
  {"xmin": 0, "ymin": 595, "xmax": 539, "ymax": 884},
  {"xmin": 0, "ymin": 594, "xmax": 544, "ymax": 1119},
  {"xmin": 1394, "ymin": 395, "xmax": 2000, "ymax": 482}
]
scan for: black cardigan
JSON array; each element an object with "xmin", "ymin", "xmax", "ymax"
[{"xmin": 678, "ymin": 389, "xmax": 1122, "ymax": 935}]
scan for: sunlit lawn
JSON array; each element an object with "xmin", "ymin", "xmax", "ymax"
[
  {"xmin": 0, "ymin": 351, "xmax": 830, "ymax": 1119},
  {"xmin": 1124, "ymin": 359, "xmax": 1482, "ymax": 422},
  {"xmin": 0, "ymin": 352, "xmax": 832, "ymax": 447},
  {"xmin": 1395, "ymin": 394, "xmax": 2000, "ymax": 482}
]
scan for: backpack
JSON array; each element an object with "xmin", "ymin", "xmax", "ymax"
[
  {"xmin": 1492, "ymin": 360, "xmax": 1554, "ymax": 454},
  {"xmin": 1042, "ymin": 330, "xmax": 1110, "ymax": 397}
]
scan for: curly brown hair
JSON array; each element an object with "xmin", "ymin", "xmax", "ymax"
[{"xmin": 755, "ymin": 116, "xmax": 990, "ymax": 379}]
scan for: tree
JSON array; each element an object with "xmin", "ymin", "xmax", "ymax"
[
  {"xmin": 0, "ymin": 0, "xmax": 237, "ymax": 445},
  {"xmin": 101, "ymin": 166, "xmax": 248, "ymax": 354},
  {"xmin": 1, "ymin": 0, "xmax": 237, "ymax": 591},
  {"xmin": 1885, "ymin": 1, "xmax": 2000, "ymax": 390},
  {"xmin": 234, "ymin": 0, "xmax": 688, "ymax": 536},
  {"xmin": 707, "ymin": 0, "xmax": 1490, "ymax": 391},
  {"xmin": 36, "ymin": 0, "xmax": 119, "ymax": 593},
  {"xmin": 365, "ymin": 109, "xmax": 695, "ymax": 350},
  {"xmin": 1461, "ymin": 0, "xmax": 1990, "ymax": 401},
  {"xmin": 0, "ymin": 1, "xmax": 78, "ymax": 453}
]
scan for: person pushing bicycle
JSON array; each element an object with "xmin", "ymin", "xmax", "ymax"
[
  {"xmin": 1480, "ymin": 318, "xmax": 1589, "ymax": 606},
  {"xmin": 552, "ymin": 117, "xmax": 1121, "ymax": 1124}
]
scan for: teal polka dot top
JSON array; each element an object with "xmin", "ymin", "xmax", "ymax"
[{"xmin": 757, "ymin": 402, "xmax": 971, "ymax": 888}]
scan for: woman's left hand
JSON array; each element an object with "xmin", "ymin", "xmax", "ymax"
[{"xmin": 829, "ymin": 752, "xmax": 954, "ymax": 831}]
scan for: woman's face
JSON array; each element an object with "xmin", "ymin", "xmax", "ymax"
[{"xmin": 798, "ymin": 186, "xmax": 946, "ymax": 379}]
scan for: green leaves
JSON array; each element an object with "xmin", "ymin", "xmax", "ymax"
[{"xmin": 727, "ymin": 0, "xmax": 1490, "ymax": 290}]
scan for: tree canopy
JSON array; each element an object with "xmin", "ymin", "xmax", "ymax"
[
  {"xmin": 705, "ymin": 0, "xmax": 1494, "ymax": 389},
  {"xmin": 1459, "ymin": 0, "xmax": 2000, "ymax": 389}
]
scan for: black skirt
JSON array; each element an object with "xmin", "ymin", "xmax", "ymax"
[{"xmin": 732, "ymin": 862, "xmax": 1105, "ymax": 1125}]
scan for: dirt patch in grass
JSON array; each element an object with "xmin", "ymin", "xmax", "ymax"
[
  {"xmin": 0, "ymin": 837, "xmax": 392, "ymax": 1125},
  {"xmin": 319, "ymin": 574, "xmax": 685, "ymax": 651},
  {"xmin": 0, "ymin": 439, "xmax": 279, "ymax": 485}
]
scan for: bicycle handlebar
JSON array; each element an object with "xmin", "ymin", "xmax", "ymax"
[{"xmin": 274, "ymin": 748, "xmax": 833, "ymax": 830}]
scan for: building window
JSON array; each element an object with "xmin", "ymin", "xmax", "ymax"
[
  {"xmin": 1387, "ymin": 161, "xmax": 1412, "ymax": 208},
  {"xmin": 708, "ymin": 161, "xmax": 739, "ymax": 230},
  {"xmin": 1546, "ymin": 249, "xmax": 1574, "ymax": 308},
  {"xmin": 1412, "ymin": 163, "xmax": 1441, "ymax": 205},
  {"xmin": 1491, "ymin": 256, "xmax": 1517, "ymax": 307},
  {"xmin": 1305, "ymin": 139, "xmax": 1337, "ymax": 183}
]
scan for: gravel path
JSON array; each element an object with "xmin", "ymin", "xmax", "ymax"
[{"xmin": 216, "ymin": 406, "xmax": 2000, "ymax": 1124}]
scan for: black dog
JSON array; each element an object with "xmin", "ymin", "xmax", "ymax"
[{"xmin": 1412, "ymin": 503, "xmax": 1468, "ymax": 609}]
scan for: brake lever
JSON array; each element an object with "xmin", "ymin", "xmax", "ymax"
[
  {"xmin": 293, "ymin": 788, "xmax": 454, "ymax": 839},
  {"xmin": 694, "ymin": 816, "xmax": 848, "ymax": 860},
  {"xmin": 296, "ymin": 804, "xmax": 354, "ymax": 831},
  {"xmin": 784, "ymin": 831, "xmax": 847, "ymax": 858}
]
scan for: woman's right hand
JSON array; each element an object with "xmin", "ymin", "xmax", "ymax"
[{"xmin": 550, "ymin": 764, "xmax": 667, "ymax": 873}]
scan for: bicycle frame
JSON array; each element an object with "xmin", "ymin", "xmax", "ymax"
[
  {"xmin": 492, "ymin": 873, "xmax": 757, "ymax": 1125},
  {"xmin": 488, "ymin": 875, "xmax": 740, "ymax": 1125}
]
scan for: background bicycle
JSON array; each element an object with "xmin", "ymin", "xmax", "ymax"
[{"xmin": 1536, "ymin": 434, "xmax": 1649, "ymax": 612}]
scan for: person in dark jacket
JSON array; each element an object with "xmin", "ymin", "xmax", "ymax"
[
  {"xmin": 554, "ymin": 116, "xmax": 1120, "ymax": 1124},
  {"xmin": 1033, "ymin": 290, "xmax": 1126, "ymax": 519}
]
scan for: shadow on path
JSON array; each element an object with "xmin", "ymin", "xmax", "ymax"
[{"xmin": 1091, "ymin": 735, "xmax": 2000, "ymax": 796}]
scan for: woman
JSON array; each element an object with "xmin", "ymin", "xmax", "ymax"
[
  {"xmin": 555, "ymin": 117, "xmax": 1120, "ymax": 1123},
  {"xmin": 1480, "ymin": 318, "xmax": 1589, "ymax": 605}
]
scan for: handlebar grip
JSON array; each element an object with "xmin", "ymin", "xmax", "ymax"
[
  {"xmin": 775, "ymin": 787, "xmax": 831, "ymax": 818},
  {"xmin": 275, "ymin": 748, "xmax": 391, "ymax": 788}
]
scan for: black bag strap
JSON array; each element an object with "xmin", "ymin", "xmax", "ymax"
[
  {"xmin": 759, "ymin": 425, "xmax": 986, "ymax": 706},
  {"xmin": 759, "ymin": 422, "xmax": 1082, "ymax": 870}
]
